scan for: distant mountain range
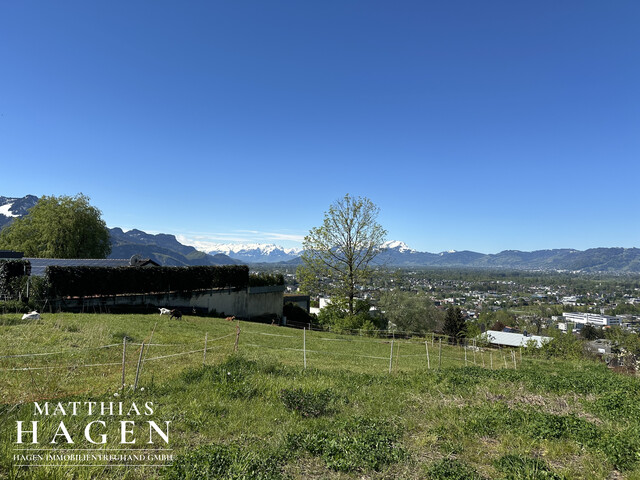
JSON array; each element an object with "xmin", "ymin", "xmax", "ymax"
[
  {"xmin": 109, "ymin": 228, "xmax": 239, "ymax": 266},
  {"xmin": 1, "ymin": 195, "xmax": 639, "ymax": 272},
  {"xmin": 279, "ymin": 241, "xmax": 640, "ymax": 273},
  {"xmin": 207, "ymin": 243, "xmax": 301, "ymax": 263},
  {"xmin": 375, "ymin": 242, "xmax": 640, "ymax": 273}
]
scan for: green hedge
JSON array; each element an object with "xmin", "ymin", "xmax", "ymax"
[
  {"xmin": 45, "ymin": 265, "xmax": 250, "ymax": 298},
  {"xmin": 249, "ymin": 272, "xmax": 285, "ymax": 287},
  {"xmin": 0, "ymin": 260, "xmax": 31, "ymax": 297}
]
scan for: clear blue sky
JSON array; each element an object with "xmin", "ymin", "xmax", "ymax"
[{"xmin": 1, "ymin": 1, "xmax": 638, "ymax": 253}]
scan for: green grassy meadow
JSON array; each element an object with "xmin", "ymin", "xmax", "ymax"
[{"xmin": 2, "ymin": 312, "xmax": 640, "ymax": 479}]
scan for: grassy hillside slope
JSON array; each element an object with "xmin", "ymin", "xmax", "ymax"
[{"xmin": 1, "ymin": 313, "xmax": 640, "ymax": 479}]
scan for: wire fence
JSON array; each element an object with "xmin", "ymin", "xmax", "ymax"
[
  {"xmin": 241, "ymin": 325, "xmax": 529, "ymax": 373},
  {"xmin": 0, "ymin": 333, "xmax": 236, "ymax": 372},
  {"xmin": 1, "ymin": 320, "xmax": 533, "ymax": 403},
  {"xmin": 0, "ymin": 325, "xmax": 243, "ymax": 405}
]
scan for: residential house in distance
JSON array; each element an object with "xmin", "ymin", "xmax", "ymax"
[{"xmin": 561, "ymin": 296, "xmax": 579, "ymax": 306}]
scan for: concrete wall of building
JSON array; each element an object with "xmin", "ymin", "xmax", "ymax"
[
  {"xmin": 53, "ymin": 286, "xmax": 284, "ymax": 319},
  {"xmin": 283, "ymin": 294, "xmax": 311, "ymax": 312},
  {"xmin": 245, "ymin": 286, "xmax": 286, "ymax": 318}
]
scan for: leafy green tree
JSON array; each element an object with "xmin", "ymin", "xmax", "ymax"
[
  {"xmin": 529, "ymin": 315, "xmax": 544, "ymax": 335},
  {"xmin": 612, "ymin": 303, "xmax": 640, "ymax": 316},
  {"xmin": 537, "ymin": 329, "xmax": 583, "ymax": 359},
  {"xmin": 0, "ymin": 194, "xmax": 111, "ymax": 258},
  {"xmin": 297, "ymin": 194, "xmax": 386, "ymax": 315},
  {"xmin": 491, "ymin": 321, "xmax": 507, "ymax": 331},
  {"xmin": 479, "ymin": 309, "xmax": 515, "ymax": 330},
  {"xmin": 581, "ymin": 324, "xmax": 601, "ymax": 341},
  {"xmin": 443, "ymin": 305, "xmax": 466, "ymax": 344},
  {"xmin": 465, "ymin": 320, "xmax": 482, "ymax": 339},
  {"xmin": 379, "ymin": 290, "xmax": 443, "ymax": 334},
  {"xmin": 604, "ymin": 326, "xmax": 640, "ymax": 356},
  {"xmin": 317, "ymin": 298, "xmax": 349, "ymax": 327},
  {"xmin": 316, "ymin": 298, "xmax": 380, "ymax": 334}
]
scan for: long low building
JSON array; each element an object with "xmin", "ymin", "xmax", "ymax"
[
  {"xmin": 562, "ymin": 312, "xmax": 621, "ymax": 327},
  {"xmin": 482, "ymin": 330, "xmax": 552, "ymax": 348}
]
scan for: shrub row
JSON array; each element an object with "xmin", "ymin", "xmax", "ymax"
[
  {"xmin": 0, "ymin": 260, "xmax": 30, "ymax": 297},
  {"xmin": 45, "ymin": 265, "xmax": 250, "ymax": 298},
  {"xmin": 249, "ymin": 272, "xmax": 285, "ymax": 287}
]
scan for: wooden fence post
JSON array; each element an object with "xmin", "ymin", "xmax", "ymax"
[
  {"xmin": 142, "ymin": 322, "xmax": 157, "ymax": 368},
  {"xmin": 234, "ymin": 323, "xmax": 240, "ymax": 353},
  {"xmin": 425, "ymin": 341, "xmax": 430, "ymax": 369},
  {"xmin": 389, "ymin": 337, "xmax": 394, "ymax": 374},
  {"xmin": 121, "ymin": 337, "xmax": 127, "ymax": 391},
  {"xmin": 203, "ymin": 332, "xmax": 208, "ymax": 366},
  {"xmin": 134, "ymin": 342, "xmax": 145, "ymax": 391},
  {"xmin": 303, "ymin": 327, "xmax": 307, "ymax": 369}
]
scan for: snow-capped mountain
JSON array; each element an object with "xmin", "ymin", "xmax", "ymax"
[
  {"xmin": 382, "ymin": 240, "xmax": 416, "ymax": 253},
  {"xmin": 0, "ymin": 195, "xmax": 39, "ymax": 229},
  {"xmin": 207, "ymin": 243, "xmax": 302, "ymax": 263}
]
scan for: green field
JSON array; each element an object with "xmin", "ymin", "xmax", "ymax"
[{"xmin": 2, "ymin": 313, "xmax": 640, "ymax": 479}]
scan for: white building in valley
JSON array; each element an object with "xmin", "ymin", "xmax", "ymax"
[
  {"xmin": 482, "ymin": 330, "xmax": 551, "ymax": 348},
  {"xmin": 562, "ymin": 312, "xmax": 621, "ymax": 328}
]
